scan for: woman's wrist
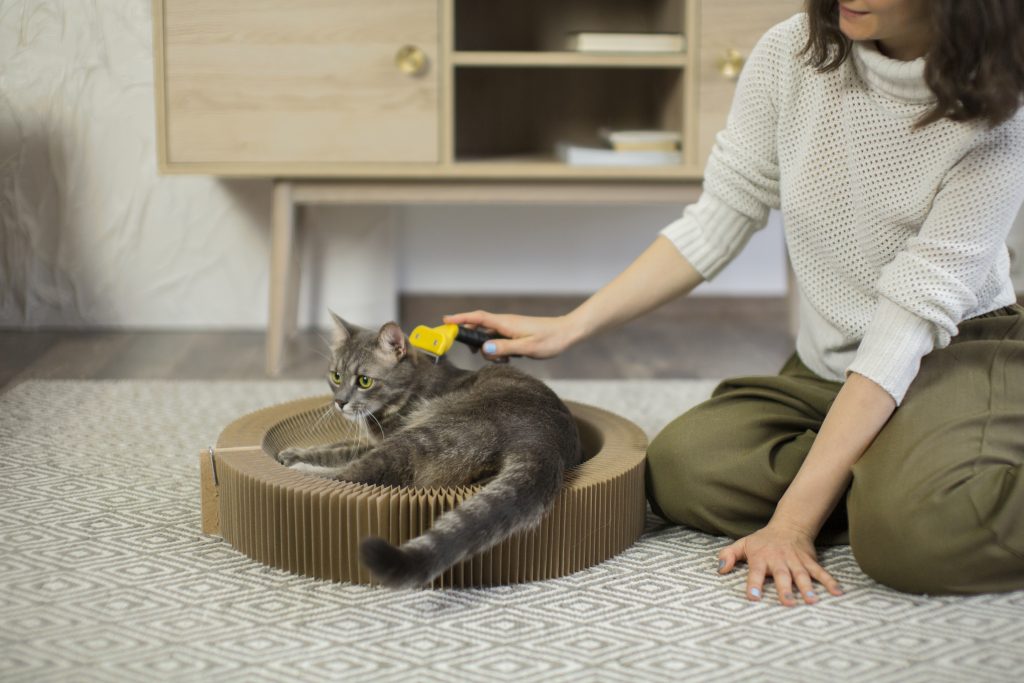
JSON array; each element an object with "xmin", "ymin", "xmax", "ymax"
[
  {"xmin": 767, "ymin": 508, "xmax": 821, "ymax": 541},
  {"xmin": 561, "ymin": 307, "xmax": 595, "ymax": 349}
]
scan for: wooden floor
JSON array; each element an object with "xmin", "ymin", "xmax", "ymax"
[{"xmin": 0, "ymin": 296, "xmax": 793, "ymax": 394}]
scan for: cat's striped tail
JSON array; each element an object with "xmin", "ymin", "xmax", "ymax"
[{"xmin": 359, "ymin": 456, "xmax": 562, "ymax": 588}]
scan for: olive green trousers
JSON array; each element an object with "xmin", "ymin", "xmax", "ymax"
[{"xmin": 646, "ymin": 304, "xmax": 1024, "ymax": 595}]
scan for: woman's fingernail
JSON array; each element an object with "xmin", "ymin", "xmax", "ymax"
[
  {"xmin": 750, "ymin": 587, "xmax": 761, "ymax": 598},
  {"xmin": 718, "ymin": 560, "xmax": 725, "ymax": 571},
  {"xmin": 483, "ymin": 342, "xmax": 497, "ymax": 354},
  {"xmin": 806, "ymin": 590, "xmax": 816, "ymax": 598},
  {"xmin": 784, "ymin": 593, "xmax": 794, "ymax": 601}
]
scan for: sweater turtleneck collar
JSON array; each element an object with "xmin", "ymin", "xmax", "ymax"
[{"xmin": 851, "ymin": 39, "xmax": 933, "ymax": 104}]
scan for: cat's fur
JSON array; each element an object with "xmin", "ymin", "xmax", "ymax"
[{"xmin": 275, "ymin": 312, "xmax": 582, "ymax": 588}]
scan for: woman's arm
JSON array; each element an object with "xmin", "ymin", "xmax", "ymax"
[
  {"xmin": 448, "ymin": 21, "xmax": 800, "ymax": 360},
  {"xmin": 718, "ymin": 371, "xmax": 897, "ymax": 606},
  {"xmin": 847, "ymin": 118, "xmax": 1024, "ymax": 406},
  {"xmin": 444, "ymin": 235, "xmax": 705, "ymax": 359},
  {"xmin": 566, "ymin": 236, "xmax": 706, "ymax": 343}
]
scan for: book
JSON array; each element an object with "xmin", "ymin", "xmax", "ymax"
[
  {"xmin": 599, "ymin": 128, "xmax": 682, "ymax": 152},
  {"xmin": 566, "ymin": 32, "xmax": 686, "ymax": 53},
  {"xmin": 555, "ymin": 141, "xmax": 682, "ymax": 167}
]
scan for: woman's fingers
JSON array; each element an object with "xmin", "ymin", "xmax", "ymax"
[
  {"xmin": 443, "ymin": 310, "xmax": 487, "ymax": 325},
  {"xmin": 745, "ymin": 560, "xmax": 767, "ymax": 601},
  {"xmin": 444, "ymin": 310, "xmax": 507, "ymax": 335},
  {"xmin": 791, "ymin": 567, "xmax": 818, "ymax": 604},
  {"xmin": 484, "ymin": 328, "xmax": 544, "ymax": 359},
  {"xmin": 724, "ymin": 545, "xmax": 838, "ymax": 605},
  {"xmin": 807, "ymin": 561, "xmax": 844, "ymax": 596},
  {"xmin": 717, "ymin": 542, "xmax": 742, "ymax": 574},
  {"xmin": 481, "ymin": 337, "xmax": 524, "ymax": 361},
  {"xmin": 442, "ymin": 311, "xmax": 514, "ymax": 359},
  {"xmin": 772, "ymin": 565, "xmax": 797, "ymax": 607}
]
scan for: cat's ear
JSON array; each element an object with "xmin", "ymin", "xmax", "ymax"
[
  {"xmin": 329, "ymin": 310, "xmax": 354, "ymax": 349},
  {"xmin": 376, "ymin": 322, "xmax": 407, "ymax": 361}
]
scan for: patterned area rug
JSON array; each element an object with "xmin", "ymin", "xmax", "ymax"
[{"xmin": 1, "ymin": 379, "xmax": 1021, "ymax": 682}]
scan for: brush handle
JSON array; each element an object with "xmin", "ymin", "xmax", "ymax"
[{"xmin": 455, "ymin": 325, "xmax": 501, "ymax": 350}]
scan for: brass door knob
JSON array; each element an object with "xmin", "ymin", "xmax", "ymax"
[
  {"xmin": 395, "ymin": 45, "xmax": 428, "ymax": 77},
  {"xmin": 718, "ymin": 48, "xmax": 746, "ymax": 80}
]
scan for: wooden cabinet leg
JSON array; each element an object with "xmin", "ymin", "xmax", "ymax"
[
  {"xmin": 284, "ymin": 206, "xmax": 304, "ymax": 340},
  {"xmin": 267, "ymin": 180, "xmax": 296, "ymax": 376}
]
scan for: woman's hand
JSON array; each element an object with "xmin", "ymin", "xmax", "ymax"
[
  {"xmin": 718, "ymin": 522, "xmax": 844, "ymax": 606},
  {"xmin": 442, "ymin": 237, "xmax": 706, "ymax": 363},
  {"xmin": 442, "ymin": 310, "xmax": 579, "ymax": 361},
  {"xmin": 717, "ymin": 372, "xmax": 891, "ymax": 606}
]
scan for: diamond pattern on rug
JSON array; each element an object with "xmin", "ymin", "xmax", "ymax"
[{"xmin": 1, "ymin": 379, "xmax": 1022, "ymax": 683}]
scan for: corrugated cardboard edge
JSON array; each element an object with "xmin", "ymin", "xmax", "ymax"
[{"xmin": 201, "ymin": 396, "xmax": 649, "ymax": 588}]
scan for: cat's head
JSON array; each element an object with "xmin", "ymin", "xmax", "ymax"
[{"xmin": 324, "ymin": 311, "xmax": 421, "ymax": 420}]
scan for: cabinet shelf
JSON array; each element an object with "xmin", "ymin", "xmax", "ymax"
[
  {"xmin": 454, "ymin": 67, "xmax": 685, "ymax": 168},
  {"xmin": 454, "ymin": 0, "xmax": 686, "ymax": 53},
  {"xmin": 451, "ymin": 52, "xmax": 687, "ymax": 69},
  {"xmin": 450, "ymin": 155, "xmax": 699, "ymax": 180}
]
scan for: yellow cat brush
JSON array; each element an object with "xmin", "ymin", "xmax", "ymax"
[{"xmin": 408, "ymin": 323, "xmax": 504, "ymax": 362}]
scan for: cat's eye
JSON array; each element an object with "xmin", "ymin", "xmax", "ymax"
[
  {"xmin": 357, "ymin": 375, "xmax": 374, "ymax": 390},
  {"xmin": 329, "ymin": 371, "xmax": 342, "ymax": 385}
]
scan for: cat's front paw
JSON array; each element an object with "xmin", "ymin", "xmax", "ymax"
[{"xmin": 275, "ymin": 446, "xmax": 311, "ymax": 467}]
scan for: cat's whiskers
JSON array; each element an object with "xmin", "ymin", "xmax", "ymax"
[
  {"xmin": 363, "ymin": 416, "xmax": 373, "ymax": 447},
  {"xmin": 301, "ymin": 402, "xmax": 335, "ymax": 442},
  {"xmin": 315, "ymin": 403, "xmax": 335, "ymax": 430},
  {"xmin": 358, "ymin": 411, "xmax": 373, "ymax": 443},
  {"xmin": 353, "ymin": 411, "xmax": 369, "ymax": 451},
  {"xmin": 365, "ymin": 411, "xmax": 386, "ymax": 440}
]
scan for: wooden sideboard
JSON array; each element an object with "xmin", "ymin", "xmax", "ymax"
[{"xmin": 152, "ymin": 0, "xmax": 802, "ymax": 374}]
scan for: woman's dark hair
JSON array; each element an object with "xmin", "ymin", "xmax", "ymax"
[{"xmin": 800, "ymin": 0, "xmax": 1024, "ymax": 128}]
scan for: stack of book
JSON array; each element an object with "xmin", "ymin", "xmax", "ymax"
[
  {"xmin": 566, "ymin": 32, "xmax": 687, "ymax": 53},
  {"xmin": 556, "ymin": 129, "xmax": 682, "ymax": 166}
]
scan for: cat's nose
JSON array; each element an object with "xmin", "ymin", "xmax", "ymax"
[{"xmin": 335, "ymin": 399, "xmax": 347, "ymax": 410}]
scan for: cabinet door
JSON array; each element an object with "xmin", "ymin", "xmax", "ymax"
[
  {"xmin": 159, "ymin": 0, "xmax": 439, "ymax": 166},
  {"xmin": 696, "ymin": 0, "xmax": 803, "ymax": 169}
]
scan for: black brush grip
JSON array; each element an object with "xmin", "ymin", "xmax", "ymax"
[{"xmin": 455, "ymin": 325, "xmax": 501, "ymax": 349}]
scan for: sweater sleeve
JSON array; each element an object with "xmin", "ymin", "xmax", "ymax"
[
  {"xmin": 847, "ymin": 113, "xmax": 1024, "ymax": 404},
  {"xmin": 659, "ymin": 16, "xmax": 792, "ymax": 278}
]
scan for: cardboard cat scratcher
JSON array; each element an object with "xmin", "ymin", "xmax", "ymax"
[{"xmin": 199, "ymin": 396, "xmax": 649, "ymax": 588}]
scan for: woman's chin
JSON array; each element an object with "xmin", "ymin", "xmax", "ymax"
[{"xmin": 839, "ymin": 18, "xmax": 876, "ymax": 42}]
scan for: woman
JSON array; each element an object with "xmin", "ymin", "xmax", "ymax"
[{"xmin": 446, "ymin": 0, "xmax": 1024, "ymax": 605}]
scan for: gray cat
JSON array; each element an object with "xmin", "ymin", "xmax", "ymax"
[{"xmin": 275, "ymin": 312, "xmax": 583, "ymax": 588}]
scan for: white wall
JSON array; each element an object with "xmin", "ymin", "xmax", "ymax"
[
  {"xmin": 0, "ymin": 0, "xmax": 1020, "ymax": 330},
  {"xmin": 396, "ymin": 204, "xmax": 787, "ymax": 296},
  {"xmin": 285, "ymin": 204, "xmax": 787, "ymax": 329}
]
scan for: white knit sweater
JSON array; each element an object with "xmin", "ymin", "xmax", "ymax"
[{"xmin": 662, "ymin": 13, "xmax": 1024, "ymax": 404}]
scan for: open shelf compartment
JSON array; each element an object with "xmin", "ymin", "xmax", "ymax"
[
  {"xmin": 453, "ymin": 67, "xmax": 685, "ymax": 167},
  {"xmin": 454, "ymin": 0, "xmax": 687, "ymax": 53}
]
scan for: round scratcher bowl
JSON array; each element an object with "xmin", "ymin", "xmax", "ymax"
[{"xmin": 201, "ymin": 396, "xmax": 648, "ymax": 588}]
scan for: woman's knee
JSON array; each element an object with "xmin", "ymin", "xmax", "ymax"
[
  {"xmin": 848, "ymin": 504, "xmax": 993, "ymax": 594},
  {"xmin": 849, "ymin": 501, "xmax": 947, "ymax": 593},
  {"xmin": 645, "ymin": 411, "xmax": 726, "ymax": 531},
  {"xmin": 646, "ymin": 383, "xmax": 827, "ymax": 537},
  {"xmin": 849, "ymin": 464, "xmax": 1024, "ymax": 595},
  {"xmin": 645, "ymin": 405, "xmax": 780, "ymax": 536}
]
